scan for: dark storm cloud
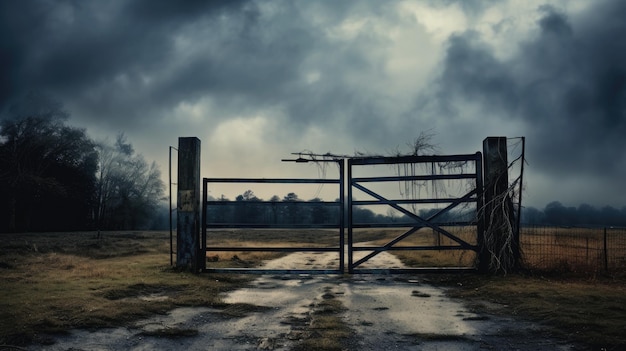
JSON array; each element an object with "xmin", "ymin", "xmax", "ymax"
[
  {"xmin": 4, "ymin": 0, "xmax": 623, "ymax": 208},
  {"xmin": 1, "ymin": 0, "xmax": 402, "ymax": 136},
  {"xmin": 0, "ymin": 0, "xmax": 250, "ymax": 120},
  {"xmin": 1, "ymin": 0, "xmax": 401, "ymax": 145},
  {"xmin": 428, "ymin": 1, "xmax": 626, "ymax": 179}
]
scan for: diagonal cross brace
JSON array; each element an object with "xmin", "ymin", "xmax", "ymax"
[{"xmin": 351, "ymin": 183, "xmax": 478, "ymax": 268}]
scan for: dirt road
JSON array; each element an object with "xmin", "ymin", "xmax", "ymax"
[{"xmin": 38, "ymin": 251, "xmax": 582, "ymax": 350}]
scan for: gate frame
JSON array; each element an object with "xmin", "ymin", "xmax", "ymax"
[
  {"xmin": 347, "ymin": 153, "xmax": 484, "ymax": 274},
  {"xmin": 200, "ymin": 159, "xmax": 345, "ymax": 274}
]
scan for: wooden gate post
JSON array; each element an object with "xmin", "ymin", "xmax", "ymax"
[
  {"xmin": 479, "ymin": 137, "xmax": 520, "ymax": 273},
  {"xmin": 176, "ymin": 137, "xmax": 201, "ymax": 272}
]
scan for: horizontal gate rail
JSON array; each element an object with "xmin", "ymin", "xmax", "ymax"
[
  {"xmin": 350, "ymin": 174, "xmax": 477, "ymax": 182},
  {"xmin": 204, "ymin": 268, "xmax": 343, "ymax": 275},
  {"xmin": 201, "ymin": 161, "xmax": 345, "ymax": 274},
  {"xmin": 350, "ymin": 222, "xmax": 478, "ymax": 229},
  {"xmin": 352, "ymin": 245, "xmax": 476, "ymax": 251},
  {"xmin": 205, "ymin": 178, "xmax": 339, "ymax": 184},
  {"xmin": 348, "ymin": 152, "xmax": 483, "ymax": 274},
  {"xmin": 349, "ymin": 154, "xmax": 481, "ymax": 165},
  {"xmin": 205, "ymin": 224, "xmax": 341, "ymax": 229},
  {"xmin": 353, "ymin": 197, "xmax": 478, "ymax": 205},
  {"xmin": 205, "ymin": 247, "xmax": 340, "ymax": 252}
]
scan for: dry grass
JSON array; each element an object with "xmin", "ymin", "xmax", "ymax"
[
  {"xmin": 0, "ymin": 231, "xmax": 252, "ymax": 346},
  {"xmin": 433, "ymin": 273, "xmax": 626, "ymax": 349},
  {"xmin": 521, "ymin": 226, "xmax": 626, "ymax": 274}
]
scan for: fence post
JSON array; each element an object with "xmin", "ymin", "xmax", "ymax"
[
  {"xmin": 176, "ymin": 137, "xmax": 201, "ymax": 272},
  {"xmin": 604, "ymin": 227, "xmax": 608, "ymax": 273},
  {"xmin": 479, "ymin": 137, "xmax": 520, "ymax": 273}
]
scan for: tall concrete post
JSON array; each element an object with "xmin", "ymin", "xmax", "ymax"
[
  {"xmin": 479, "ymin": 137, "xmax": 519, "ymax": 273},
  {"xmin": 177, "ymin": 137, "xmax": 201, "ymax": 272}
]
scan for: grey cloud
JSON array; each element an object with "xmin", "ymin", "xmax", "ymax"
[
  {"xmin": 2, "ymin": 0, "xmax": 401, "ymax": 143},
  {"xmin": 4, "ymin": 0, "xmax": 625, "ymax": 208},
  {"xmin": 438, "ymin": 31, "xmax": 518, "ymax": 114},
  {"xmin": 536, "ymin": 5, "xmax": 572, "ymax": 36},
  {"xmin": 426, "ymin": 1, "xmax": 626, "ymax": 182},
  {"xmin": 0, "ymin": 0, "xmax": 251, "ymax": 117}
]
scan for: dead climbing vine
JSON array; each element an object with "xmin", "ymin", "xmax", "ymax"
[{"xmin": 479, "ymin": 137, "xmax": 526, "ymax": 274}]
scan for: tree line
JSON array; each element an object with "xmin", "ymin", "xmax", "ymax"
[
  {"xmin": 211, "ymin": 190, "xmax": 626, "ymax": 228},
  {"xmin": 207, "ymin": 190, "xmax": 475, "ymax": 226},
  {"xmin": 0, "ymin": 93, "xmax": 165, "ymax": 233},
  {"xmin": 207, "ymin": 191, "xmax": 342, "ymax": 226},
  {"xmin": 522, "ymin": 201, "xmax": 626, "ymax": 227}
]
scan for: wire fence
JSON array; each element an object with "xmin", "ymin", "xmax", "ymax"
[{"xmin": 521, "ymin": 226, "xmax": 626, "ymax": 274}]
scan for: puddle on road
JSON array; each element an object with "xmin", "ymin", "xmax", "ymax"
[{"xmin": 340, "ymin": 281, "xmax": 481, "ymax": 336}]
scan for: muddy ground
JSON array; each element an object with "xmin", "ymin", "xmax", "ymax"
[{"xmin": 34, "ymin": 251, "xmax": 584, "ymax": 350}]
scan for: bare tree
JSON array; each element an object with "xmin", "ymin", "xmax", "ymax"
[{"xmin": 95, "ymin": 133, "xmax": 164, "ymax": 232}]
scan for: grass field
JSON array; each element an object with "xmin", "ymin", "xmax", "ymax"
[
  {"xmin": 1, "ymin": 229, "xmax": 625, "ymax": 349},
  {"xmin": 0, "ymin": 231, "xmax": 253, "ymax": 346},
  {"xmin": 433, "ymin": 272, "xmax": 626, "ymax": 349},
  {"xmin": 521, "ymin": 226, "xmax": 626, "ymax": 273}
]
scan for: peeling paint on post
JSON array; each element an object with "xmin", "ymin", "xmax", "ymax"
[{"xmin": 177, "ymin": 137, "xmax": 201, "ymax": 272}]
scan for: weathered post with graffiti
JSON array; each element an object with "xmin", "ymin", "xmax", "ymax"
[
  {"xmin": 479, "ymin": 137, "xmax": 520, "ymax": 273},
  {"xmin": 176, "ymin": 137, "xmax": 201, "ymax": 272}
]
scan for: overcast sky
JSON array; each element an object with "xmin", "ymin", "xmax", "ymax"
[{"xmin": 2, "ymin": 0, "xmax": 625, "ymax": 209}]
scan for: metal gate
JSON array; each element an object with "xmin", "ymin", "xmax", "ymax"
[
  {"xmin": 200, "ymin": 153, "xmax": 483, "ymax": 274},
  {"xmin": 200, "ymin": 159, "xmax": 345, "ymax": 274},
  {"xmin": 347, "ymin": 153, "xmax": 483, "ymax": 273}
]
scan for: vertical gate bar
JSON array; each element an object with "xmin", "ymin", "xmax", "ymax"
[
  {"xmin": 515, "ymin": 137, "xmax": 525, "ymax": 247},
  {"xmin": 169, "ymin": 146, "xmax": 173, "ymax": 266},
  {"xmin": 604, "ymin": 227, "xmax": 608, "ymax": 272},
  {"xmin": 475, "ymin": 151, "xmax": 484, "ymax": 261},
  {"xmin": 338, "ymin": 159, "xmax": 345, "ymax": 273},
  {"xmin": 201, "ymin": 178, "xmax": 207, "ymax": 271},
  {"xmin": 347, "ymin": 158, "xmax": 354, "ymax": 273}
]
